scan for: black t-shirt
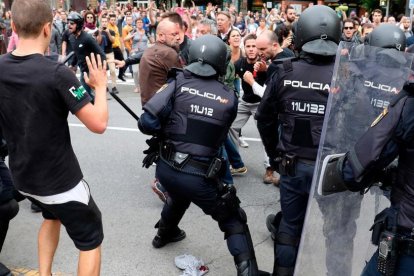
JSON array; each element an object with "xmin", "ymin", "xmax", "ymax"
[
  {"xmin": 0, "ymin": 53, "xmax": 92, "ymax": 196},
  {"xmin": 69, "ymin": 31, "xmax": 106, "ymax": 73},
  {"xmin": 100, "ymin": 29, "xmax": 115, "ymax": 54},
  {"xmin": 234, "ymin": 57, "xmax": 266, "ymax": 103},
  {"xmin": 61, "ymin": 29, "xmax": 73, "ymax": 54}
]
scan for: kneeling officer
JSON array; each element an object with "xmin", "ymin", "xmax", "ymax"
[{"xmin": 138, "ymin": 35, "xmax": 263, "ymax": 275}]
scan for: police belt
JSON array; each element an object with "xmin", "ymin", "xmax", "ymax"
[
  {"xmin": 297, "ymin": 158, "xmax": 316, "ymax": 165},
  {"xmin": 398, "ymin": 237, "xmax": 414, "ymax": 256},
  {"xmin": 160, "ymin": 149, "xmax": 213, "ymax": 177}
]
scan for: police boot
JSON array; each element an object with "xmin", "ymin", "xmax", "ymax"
[
  {"xmin": 272, "ymin": 265, "xmax": 294, "ymax": 276},
  {"xmin": 272, "ymin": 232, "xmax": 298, "ymax": 276},
  {"xmin": 266, "ymin": 212, "xmax": 282, "ymax": 240},
  {"xmin": 0, "ymin": 262, "xmax": 11, "ymax": 276},
  {"xmin": 234, "ymin": 253, "xmax": 259, "ymax": 276},
  {"xmin": 152, "ymin": 219, "xmax": 186, "ymax": 248}
]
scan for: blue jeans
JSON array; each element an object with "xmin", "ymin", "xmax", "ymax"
[
  {"xmin": 224, "ymin": 136, "xmax": 244, "ymax": 169},
  {"xmin": 234, "ymin": 78, "xmax": 241, "ymax": 97},
  {"xmin": 221, "ymin": 145, "xmax": 233, "ymax": 185},
  {"xmin": 362, "ymin": 250, "xmax": 414, "ymax": 276}
]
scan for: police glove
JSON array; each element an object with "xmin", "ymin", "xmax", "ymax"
[
  {"xmin": 377, "ymin": 160, "xmax": 398, "ymax": 191},
  {"xmin": 142, "ymin": 137, "xmax": 160, "ymax": 168}
]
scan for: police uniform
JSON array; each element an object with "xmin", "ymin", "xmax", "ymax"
[
  {"xmin": 256, "ymin": 55, "xmax": 334, "ymax": 275},
  {"xmin": 138, "ymin": 66, "xmax": 264, "ymax": 275},
  {"xmin": 340, "ymin": 85, "xmax": 414, "ymax": 275},
  {"xmin": 316, "ymin": 24, "xmax": 414, "ymax": 276},
  {"xmin": 255, "ymin": 6, "xmax": 342, "ymax": 275}
]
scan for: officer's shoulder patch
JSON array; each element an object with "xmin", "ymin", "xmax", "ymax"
[
  {"xmin": 371, "ymin": 108, "xmax": 388, "ymax": 127},
  {"xmin": 156, "ymin": 84, "xmax": 169, "ymax": 94}
]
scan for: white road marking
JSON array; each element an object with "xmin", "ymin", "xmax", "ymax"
[
  {"xmin": 69, "ymin": 123, "xmax": 262, "ymax": 141},
  {"xmin": 69, "ymin": 123, "xmax": 140, "ymax": 132}
]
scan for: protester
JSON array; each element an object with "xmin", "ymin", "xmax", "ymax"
[{"xmin": 0, "ymin": 1, "xmax": 109, "ymax": 275}]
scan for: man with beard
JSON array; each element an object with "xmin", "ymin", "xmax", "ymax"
[
  {"xmin": 114, "ymin": 15, "xmax": 183, "ymax": 203},
  {"xmin": 138, "ymin": 18, "xmax": 182, "ymax": 106},
  {"xmin": 341, "ymin": 18, "xmax": 361, "ymax": 44},
  {"xmin": 68, "ymin": 12, "xmax": 106, "ymax": 101},
  {"xmin": 231, "ymin": 34, "xmax": 279, "ymax": 185},
  {"xmin": 284, "ymin": 6, "xmax": 297, "ymax": 28}
]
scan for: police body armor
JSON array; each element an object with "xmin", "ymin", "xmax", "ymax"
[
  {"xmin": 351, "ymin": 91, "xmax": 414, "ymax": 231},
  {"xmin": 163, "ymin": 70, "xmax": 236, "ymax": 157},
  {"xmin": 394, "ymin": 143, "xmax": 414, "ymax": 230},
  {"xmin": 275, "ymin": 59, "xmax": 333, "ymax": 160}
]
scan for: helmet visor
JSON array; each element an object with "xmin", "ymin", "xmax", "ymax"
[{"xmin": 302, "ymin": 39, "xmax": 338, "ymax": 56}]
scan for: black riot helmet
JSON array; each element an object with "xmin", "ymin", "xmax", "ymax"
[
  {"xmin": 368, "ymin": 24, "xmax": 406, "ymax": 51},
  {"xmin": 185, "ymin": 35, "xmax": 227, "ymax": 77},
  {"xmin": 67, "ymin": 12, "xmax": 84, "ymax": 32},
  {"xmin": 295, "ymin": 5, "xmax": 341, "ymax": 56}
]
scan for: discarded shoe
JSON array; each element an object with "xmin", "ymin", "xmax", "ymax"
[{"xmin": 175, "ymin": 254, "xmax": 209, "ymax": 276}]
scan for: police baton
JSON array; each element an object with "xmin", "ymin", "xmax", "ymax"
[{"xmin": 109, "ymin": 91, "xmax": 140, "ymax": 122}]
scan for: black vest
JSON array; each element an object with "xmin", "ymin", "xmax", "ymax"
[
  {"xmin": 394, "ymin": 145, "xmax": 414, "ymax": 230},
  {"xmin": 392, "ymin": 96, "xmax": 414, "ymax": 230},
  {"xmin": 352, "ymin": 94, "xmax": 414, "ymax": 230},
  {"xmin": 274, "ymin": 59, "xmax": 334, "ymax": 160},
  {"xmin": 163, "ymin": 71, "xmax": 237, "ymax": 157}
]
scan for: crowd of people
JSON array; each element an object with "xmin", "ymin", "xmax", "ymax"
[{"xmin": 1, "ymin": 0, "xmax": 414, "ymax": 275}]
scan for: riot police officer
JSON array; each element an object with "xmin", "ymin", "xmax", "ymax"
[
  {"xmin": 0, "ymin": 130, "xmax": 19, "ymax": 276},
  {"xmin": 321, "ymin": 24, "xmax": 414, "ymax": 276},
  {"xmin": 255, "ymin": 6, "xmax": 341, "ymax": 276},
  {"xmin": 138, "ymin": 35, "xmax": 264, "ymax": 275}
]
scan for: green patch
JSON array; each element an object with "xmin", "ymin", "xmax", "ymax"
[{"xmin": 69, "ymin": 86, "xmax": 87, "ymax": 101}]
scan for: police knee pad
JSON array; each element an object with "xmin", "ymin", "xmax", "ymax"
[
  {"xmin": 211, "ymin": 188, "xmax": 242, "ymax": 223},
  {"xmin": 275, "ymin": 231, "xmax": 300, "ymax": 248},
  {"xmin": 217, "ymin": 208, "xmax": 250, "ymax": 240},
  {"xmin": 0, "ymin": 199, "xmax": 19, "ymax": 221}
]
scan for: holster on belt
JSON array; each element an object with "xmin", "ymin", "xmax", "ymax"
[
  {"xmin": 161, "ymin": 143, "xmax": 224, "ymax": 179},
  {"xmin": 278, "ymin": 153, "xmax": 297, "ymax": 177}
]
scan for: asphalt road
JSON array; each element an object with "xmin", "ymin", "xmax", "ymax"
[{"xmin": 1, "ymin": 81, "xmax": 280, "ymax": 276}]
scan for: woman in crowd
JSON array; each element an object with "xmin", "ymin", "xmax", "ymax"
[
  {"xmin": 227, "ymin": 28, "xmax": 243, "ymax": 95},
  {"xmin": 84, "ymin": 11, "xmax": 98, "ymax": 34},
  {"xmin": 130, "ymin": 17, "xmax": 149, "ymax": 93}
]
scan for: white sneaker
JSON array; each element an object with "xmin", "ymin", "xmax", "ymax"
[{"xmin": 238, "ymin": 137, "xmax": 249, "ymax": 148}]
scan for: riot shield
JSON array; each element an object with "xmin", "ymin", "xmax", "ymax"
[{"xmin": 294, "ymin": 42, "xmax": 414, "ymax": 276}]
